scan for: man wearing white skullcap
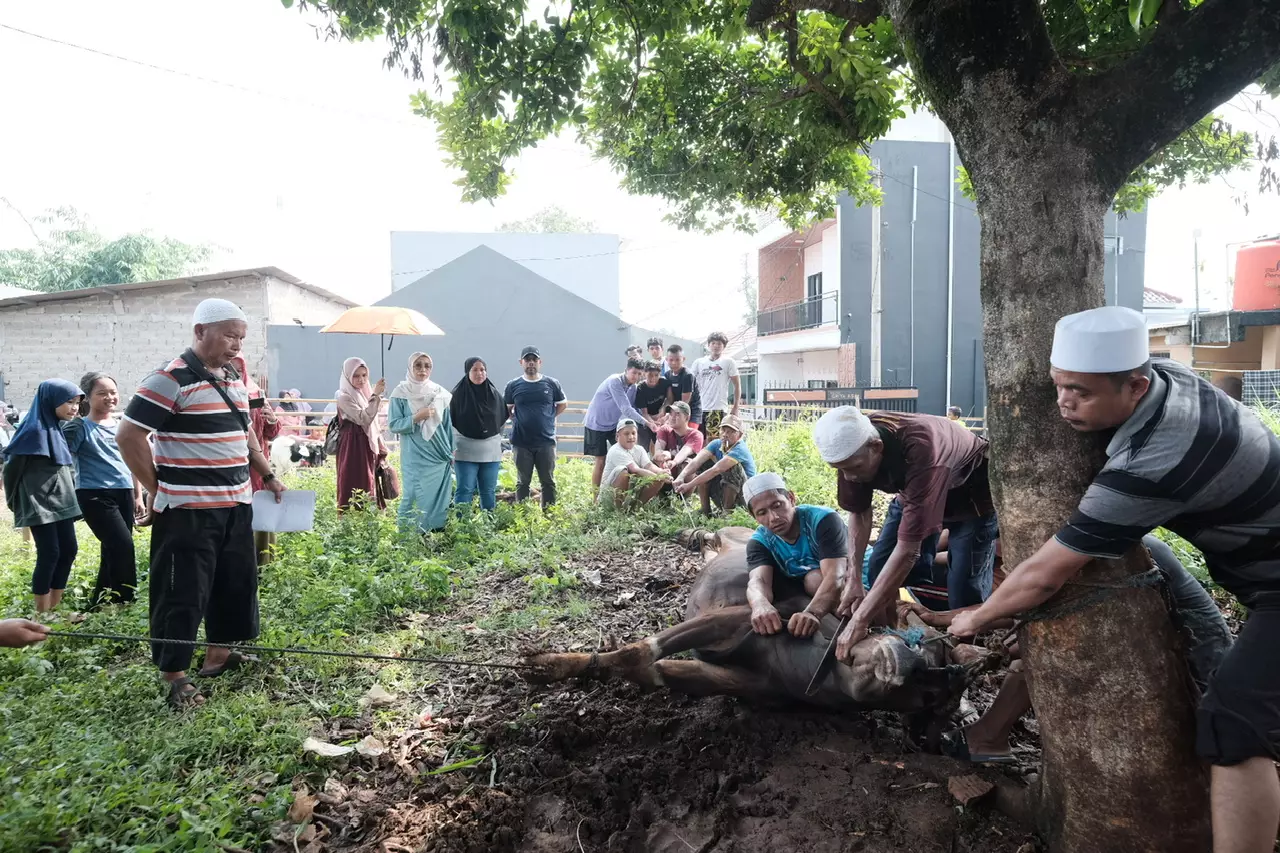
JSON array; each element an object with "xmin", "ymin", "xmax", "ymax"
[
  {"xmin": 740, "ymin": 472, "xmax": 847, "ymax": 638},
  {"xmin": 191, "ymin": 298, "xmax": 248, "ymax": 327},
  {"xmin": 812, "ymin": 406, "xmax": 997, "ymax": 664},
  {"xmin": 116, "ymin": 294, "xmax": 284, "ymax": 710},
  {"xmin": 950, "ymin": 305, "xmax": 1280, "ymax": 845}
]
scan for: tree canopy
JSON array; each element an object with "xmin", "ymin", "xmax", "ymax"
[
  {"xmin": 498, "ymin": 204, "xmax": 597, "ymax": 232},
  {"xmin": 297, "ymin": 0, "xmax": 1276, "ymax": 227},
  {"xmin": 0, "ymin": 207, "xmax": 212, "ymax": 293}
]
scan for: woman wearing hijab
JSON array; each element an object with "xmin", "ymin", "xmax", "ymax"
[
  {"xmin": 389, "ymin": 352, "xmax": 455, "ymax": 532},
  {"xmin": 449, "ymin": 357, "xmax": 507, "ymax": 511},
  {"xmin": 1, "ymin": 379, "xmax": 84, "ymax": 612},
  {"xmin": 232, "ymin": 358, "xmax": 282, "ymax": 564},
  {"xmin": 62, "ymin": 372, "xmax": 142, "ymax": 608},
  {"xmin": 335, "ymin": 357, "xmax": 388, "ymax": 512}
]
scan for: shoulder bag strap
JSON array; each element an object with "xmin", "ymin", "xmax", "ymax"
[{"xmin": 182, "ymin": 349, "xmax": 249, "ymax": 433}]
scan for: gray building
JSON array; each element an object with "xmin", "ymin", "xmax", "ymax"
[
  {"xmin": 757, "ymin": 138, "xmax": 1147, "ymax": 417},
  {"xmin": 269, "ymin": 246, "xmax": 700, "ymax": 442}
]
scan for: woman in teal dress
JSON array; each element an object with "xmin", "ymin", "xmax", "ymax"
[{"xmin": 388, "ymin": 352, "xmax": 455, "ymax": 533}]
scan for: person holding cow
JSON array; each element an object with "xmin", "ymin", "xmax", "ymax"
[
  {"xmin": 742, "ymin": 472, "xmax": 846, "ymax": 639},
  {"xmin": 811, "ymin": 406, "xmax": 999, "ymax": 664},
  {"xmin": 945, "ymin": 306, "xmax": 1280, "ymax": 853}
]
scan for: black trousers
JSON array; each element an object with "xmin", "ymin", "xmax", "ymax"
[
  {"xmin": 30, "ymin": 518, "xmax": 77, "ymax": 595},
  {"xmin": 513, "ymin": 445, "xmax": 557, "ymax": 507},
  {"xmin": 148, "ymin": 503, "xmax": 259, "ymax": 673},
  {"xmin": 77, "ymin": 488, "xmax": 137, "ymax": 606}
]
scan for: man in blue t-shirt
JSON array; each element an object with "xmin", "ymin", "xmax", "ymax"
[
  {"xmin": 503, "ymin": 346, "xmax": 567, "ymax": 508},
  {"xmin": 742, "ymin": 472, "xmax": 847, "ymax": 638},
  {"xmin": 673, "ymin": 414, "xmax": 756, "ymax": 514}
]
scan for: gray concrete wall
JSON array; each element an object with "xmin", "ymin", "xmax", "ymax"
[
  {"xmin": 268, "ymin": 246, "xmax": 700, "ymax": 439},
  {"xmin": 1104, "ymin": 210, "xmax": 1147, "ymax": 311},
  {"xmin": 838, "ymin": 140, "xmax": 1148, "ymax": 418}
]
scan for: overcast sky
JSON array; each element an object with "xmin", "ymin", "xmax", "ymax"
[{"xmin": 0, "ymin": 1, "xmax": 1276, "ymax": 332}]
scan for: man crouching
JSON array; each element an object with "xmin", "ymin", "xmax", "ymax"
[{"xmin": 743, "ymin": 472, "xmax": 846, "ymax": 639}]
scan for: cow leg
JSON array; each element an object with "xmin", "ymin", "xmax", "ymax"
[
  {"xmin": 648, "ymin": 659, "xmax": 770, "ymax": 697},
  {"xmin": 525, "ymin": 606, "xmax": 754, "ymax": 684}
]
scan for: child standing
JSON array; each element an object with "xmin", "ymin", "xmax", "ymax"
[{"xmin": 1, "ymin": 380, "xmax": 84, "ymax": 612}]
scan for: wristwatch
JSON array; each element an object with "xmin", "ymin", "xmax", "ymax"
[{"xmin": 262, "ymin": 473, "xmax": 276, "ymax": 484}]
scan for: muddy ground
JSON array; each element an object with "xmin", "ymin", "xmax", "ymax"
[{"xmin": 286, "ymin": 541, "xmax": 1040, "ymax": 853}]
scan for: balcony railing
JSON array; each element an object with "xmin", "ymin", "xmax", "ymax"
[{"xmin": 757, "ymin": 291, "xmax": 839, "ymax": 336}]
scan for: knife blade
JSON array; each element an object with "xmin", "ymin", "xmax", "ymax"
[{"xmin": 805, "ymin": 614, "xmax": 849, "ymax": 696}]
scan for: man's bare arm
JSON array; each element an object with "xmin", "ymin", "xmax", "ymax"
[{"xmin": 116, "ymin": 420, "xmax": 158, "ymax": 498}]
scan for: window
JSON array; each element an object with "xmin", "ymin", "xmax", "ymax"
[
  {"xmin": 1150, "ymin": 351, "xmax": 1171, "ymax": 360},
  {"xmin": 806, "ymin": 272, "xmax": 823, "ymax": 301},
  {"xmin": 807, "ymin": 379, "xmax": 837, "ymax": 390}
]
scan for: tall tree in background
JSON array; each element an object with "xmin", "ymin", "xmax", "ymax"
[
  {"xmin": 296, "ymin": 0, "xmax": 1280, "ymax": 848},
  {"xmin": 498, "ymin": 204, "xmax": 596, "ymax": 233},
  {"xmin": 0, "ymin": 206, "xmax": 211, "ymax": 293}
]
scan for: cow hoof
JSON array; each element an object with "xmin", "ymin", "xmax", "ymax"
[
  {"xmin": 872, "ymin": 637, "xmax": 925, "ymax": 688},
  {"xmin": 522, "ymin": 652, "xmax": 596, "ymax": 683}
]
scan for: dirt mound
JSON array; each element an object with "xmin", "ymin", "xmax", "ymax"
[{"xmin": 349, "ymin": 681, "xmax": 1034, "ymax": 853}]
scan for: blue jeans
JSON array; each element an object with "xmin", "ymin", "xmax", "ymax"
[
  {"xmin": 867, "ymin": 497, "xmax": 1000, "ymax": 609},
  {"xmin": 455, "ymin": 460, "xmax": 500, "ymax": 511}
]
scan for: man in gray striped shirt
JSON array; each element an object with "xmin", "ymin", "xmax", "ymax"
[{"xmin": 949, "ymin": 306, "xmax": 1279, "ymax": 853}]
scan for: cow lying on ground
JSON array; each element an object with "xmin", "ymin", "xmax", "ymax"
[{"xmin": 528, "ymin": 527, "xmax": 993, "ymax": 741}]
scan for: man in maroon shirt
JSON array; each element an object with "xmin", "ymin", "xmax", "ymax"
[{"xmin": 812, "ymin": 406, "xmax": 998, "ymax": 662}]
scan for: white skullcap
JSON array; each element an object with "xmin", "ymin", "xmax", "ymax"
[
  {"xmin": 742, "ymin": 472, "xmax": 787, "ymax": 508},
  {"xmin": 1050, "ymin": 306, "xmax": 1148, "ymax": 373},
  {"xmin": 813, "ymin": 406, "xmax": 879, "ymax": 463},
  {"xmin": 192, "ymin": 298, "xmax": 247, "ymax": 327}
]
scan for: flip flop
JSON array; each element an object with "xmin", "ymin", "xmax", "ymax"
[
  {"xmin": 197, "ymin": 650, "xmax": 258, "ymax": 678},
  {"xmin": 167, "ymin": 676, "xmax": 204, "ymax": 710},
  {"xmin": 941, "ymin": 729, "xmax": 1017, "ymax": 765}
]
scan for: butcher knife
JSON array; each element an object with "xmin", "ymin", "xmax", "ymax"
[{"xmin": 805, "ymin": 614, "xmax": 849, "ymax": 696}]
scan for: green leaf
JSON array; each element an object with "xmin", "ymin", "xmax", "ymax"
[
  {"xmin": 1127, "ymin": 0, "xmax": 1142, "ymax": 31},
  {"xmin": 425, "ymin": 754, "xmax": 489, "ymax": 775},
  {"xmin": 1141, "ymin": 0, "xmax": 1161, "ymax": 27},
  {"xmin": 280, "ymin": 0, "xmax": 294, "ymax": 6}
]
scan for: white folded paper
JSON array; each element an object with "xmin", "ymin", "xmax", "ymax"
[{"xmin": 251, "ymin": 489, "xmax": 316, "ymax": 533}]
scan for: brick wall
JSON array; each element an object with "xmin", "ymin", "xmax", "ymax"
[
  {"xmin": 1, "ymin": 276, "xmax": 271, "ymax": 407},
  {"xmin": 758, "ymin": 242, "xmax": 805, "ymax": 311}
]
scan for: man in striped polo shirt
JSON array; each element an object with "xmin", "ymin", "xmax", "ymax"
[
  {"xmin": 117, "ymin": 298, "xmax": 286, "ymax": 709},
  {"xmin": 949, "ymin": 306, "xmax": 1280, "ymax": 853}
]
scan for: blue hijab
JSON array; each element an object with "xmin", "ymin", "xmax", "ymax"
[{"xmin": 1, "ymin": 379, "xmax": 82, "ymax": 465}]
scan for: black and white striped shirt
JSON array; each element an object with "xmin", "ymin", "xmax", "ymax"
[{"xmin": 1056, "ymin": 359, "xmax": 1280, "ymax": 608}]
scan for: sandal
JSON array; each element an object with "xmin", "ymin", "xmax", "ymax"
[
  {"xmin": 197, "ymin": 650, "xmax": 258, "ymax": 678},
  {"xmin": 167, "ymin": 676, "xmax": 204, "ymax": 710}
]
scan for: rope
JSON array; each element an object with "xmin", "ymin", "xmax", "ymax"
[
  {"xmin": 41, "ymin": 630, "xmax": 536, "ymax": 670},
  {"xmin": 1014, "ymin": 568, "xmax": 1165, "ymax": 626}
]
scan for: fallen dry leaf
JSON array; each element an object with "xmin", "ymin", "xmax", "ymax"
[
  {"xmin": 302, "ymin": 736, "xmax": 354, "ymax": 758},
  {"xmin": 361, "ymin": 684, "xmax": 397, "ymax": 708},
  {"xmin": 297, "ymin": 822, "xmax": 317, "ymax": 843},
  {"xmin": 948, "ymin": 774, "xmax": 995, "ymax": 806},
  {"xmin": 288, "ymin": 790, "xmax": 317, "ymax": 823},
  {"xmin": 356, "ymin": 735, "xmax": 387, "ymax": 757}
]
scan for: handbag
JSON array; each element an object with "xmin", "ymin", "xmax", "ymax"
[
  {"xmin": 323, "ymin": 412, "xmax": 341, "ymax": 456},
  {"xmin": 376, "ymin": 461, "xmax": 401, "ymax": 501}
]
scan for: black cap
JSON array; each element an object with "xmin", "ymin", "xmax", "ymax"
[{"xmin": 520, "ymin": 346, "xmax": 541, "ymax": 359}]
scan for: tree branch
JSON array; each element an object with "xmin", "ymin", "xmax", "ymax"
[
  {"xmin": 746, "ymin": 0, "xmax": 881, "ymax": 28},
  {"xmin": 1082, "ymin": 0, "xmax": 1280, "ymax": 192}
]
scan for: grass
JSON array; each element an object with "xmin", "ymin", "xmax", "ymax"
[{"xmin": 0, "ymin": 419, "xmax": 836, "ymax": 852}]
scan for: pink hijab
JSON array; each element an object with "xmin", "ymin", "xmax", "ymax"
[{"xmin": 335, "ymin": 357, "xmax": 381, "ymax": 451}]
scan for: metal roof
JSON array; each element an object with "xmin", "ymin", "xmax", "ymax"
[{"xmin": 0, "ymin": 266, "xmax": 357, "ymax": 310}]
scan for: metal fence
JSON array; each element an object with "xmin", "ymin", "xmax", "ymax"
[{"xmin": 757, "ymin": 291, "xmax": 839, "ymax": 336}]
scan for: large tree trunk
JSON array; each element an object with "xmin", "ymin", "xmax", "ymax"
[
  {"xmin": 881, "ymin": 1, "xmax": 1212, "ymax": 849},
  {"xmin": 975, "ymin": 163, "xmax": 1210, "ymax": 852}
]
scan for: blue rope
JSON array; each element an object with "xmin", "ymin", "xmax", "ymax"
[{"xmin": 873, "ymin": 626, "xmax": 928, "ymax": 648}]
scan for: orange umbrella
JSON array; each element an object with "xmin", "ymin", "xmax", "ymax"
[{"xmin": 320, "ymin": 306, "xmax": 444, "ymax": 375}]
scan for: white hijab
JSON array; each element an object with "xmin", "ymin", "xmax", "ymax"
[{"xmin": 390, "ymin": 351, "xmax": 450, "ymax": 441}]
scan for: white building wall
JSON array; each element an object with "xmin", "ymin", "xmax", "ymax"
[
  {"xmin": 758, "ymin": 349, "xmax": 840, "ymax": 391},
  {"xmin": 390, "ymin": 231, "xmax": 622, "ymax": 316},
  {"xmin": 265, "ymin": 278, "xmax": 349, "ymax": 327},
  {"xmin": 821, "ymin": 222, "xmax": 841, "ymax": 324},
  {"xmin": 803, "ymin": 241, "xmax": 824, "ymax": 292}
]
